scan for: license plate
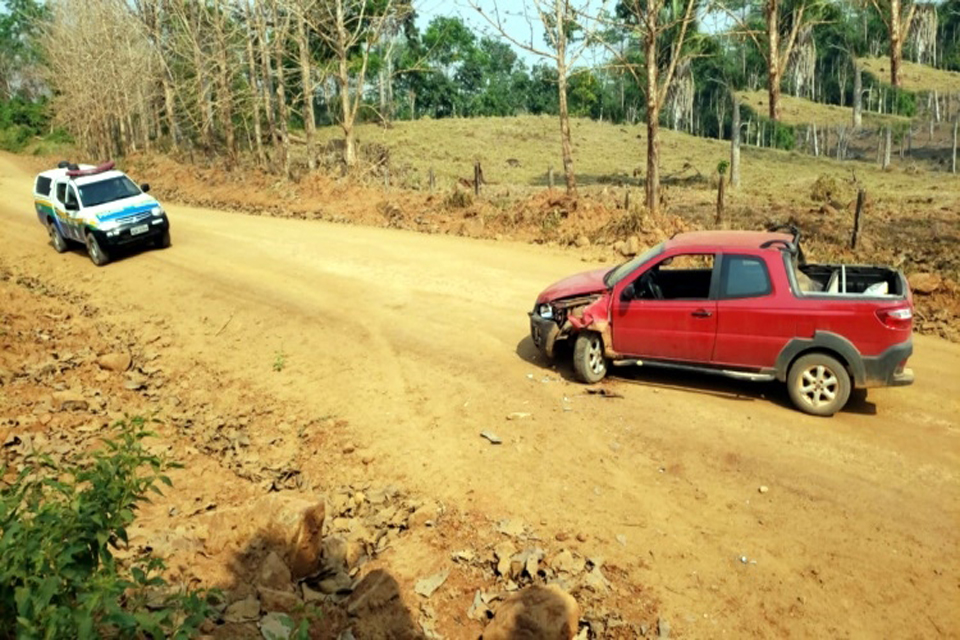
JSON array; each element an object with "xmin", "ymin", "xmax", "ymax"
[{"xmin": 130, "ymin": 224, "xmax": 149, "ymax": 235}]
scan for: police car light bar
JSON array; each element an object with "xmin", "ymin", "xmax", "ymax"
[{"xmin": 66, "ymin": 161, "xmax": 115, "ymax": 177}]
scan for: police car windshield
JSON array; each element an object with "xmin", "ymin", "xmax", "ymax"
[{"xmin": 78, "ymin": 176, "xmax": 141, "ymax": 207}]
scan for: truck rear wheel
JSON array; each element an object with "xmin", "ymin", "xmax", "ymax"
[
  {"xmin": 48, "ymin": 220, "xmax": 68, "ymax": 253},
  {"xmin": 787, "ymin": 353, "xmax": 851, "ymax": 417},
  {"xmin": 85, "ymin": 232, "xmax": 110, "ymax": 267},
  {"xmin": 573, "ymin": 332, "xmax": 608, "ymax": 384}
]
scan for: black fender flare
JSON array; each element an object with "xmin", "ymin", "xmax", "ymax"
[{"xmin": 774, "ymin": 331, "xmax": 865, "ymax": 386}]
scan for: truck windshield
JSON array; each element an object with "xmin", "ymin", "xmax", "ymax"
[
  {"xmin": 604, "ymin": 242, "xmax": 665, "ymax": 286},
  {"xmin": 77, "ymin": 176, "xmax": 141, "ymax": 207}
]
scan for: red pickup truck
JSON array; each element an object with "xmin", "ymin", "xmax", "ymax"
[{"xmin": 529, "ymin": 226, "xmax": 914, "ymax": 416}]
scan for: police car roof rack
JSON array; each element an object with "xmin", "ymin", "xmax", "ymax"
[{"xmin": 66, "ymin": 160, "xmax": 115, "ymax": 178}]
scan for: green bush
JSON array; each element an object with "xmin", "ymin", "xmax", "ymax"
[
  {"xmin": 0, "ymin": 124, "xmax": 33, "ymax": 152},
  {"xmin": 0, "ymin": 418, "xmax": 215, "ymax": 640}
]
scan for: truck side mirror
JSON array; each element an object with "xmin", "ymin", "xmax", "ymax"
[
  {"xmin": 141, "ymin": 183, "xmax": 150, "ymax": 193},
  {"xmin": 621, "ymin": 283, "xmax": 636, "ymax": 302}
]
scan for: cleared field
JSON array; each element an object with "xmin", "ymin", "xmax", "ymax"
[
  {"xmin": 859, "ymin": 56, "xmax": 960, "ymax": 92},
  {"xmin": 737, "ymin": 90, "xmax": 909, "ymax": 127}
]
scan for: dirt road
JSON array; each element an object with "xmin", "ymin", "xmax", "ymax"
[{"xmin": 2, "ymin": 153, "xmax": 957, "ymax": 638}]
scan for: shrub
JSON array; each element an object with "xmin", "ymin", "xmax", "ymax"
[{"xmin": 0, "ymin": 418, "xmax": 215, "ymax": 639}]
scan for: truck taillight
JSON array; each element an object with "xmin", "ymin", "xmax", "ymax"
[{"xmin": 876, "ymin": 307, "xmax": 913, "ymax": 330}]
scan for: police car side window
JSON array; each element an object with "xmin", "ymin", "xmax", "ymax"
[
  {"xmin": 55, "ymin": 182, "xmax": 66, "ymax": 203},
  {"xmin": 66, "ymin": 187, "xmax": 79, "ymax": 207},
  {"xmin": 35, "ymin": 176, "xmax": 52, "ymax": 196}
]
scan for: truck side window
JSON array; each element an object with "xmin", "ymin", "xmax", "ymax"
[
  {"xmin": 721, "ymin": 256, "xmax": 772, "ymax": 299},
  {"xmin": 35, "ymin": 176, "xmax": 52, "ymax": 196},
  {"xmin": 55, "ymin": 182, "xmax": 67, "ymax": 203}
]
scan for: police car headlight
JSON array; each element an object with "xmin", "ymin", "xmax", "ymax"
[
  {"xmin": 151, "ymin": 206, "xmax": 164, "ymax": 217},
  {"xmin": 99, "ymin": 220, "xmax": 120, "ymax": 232},
  {"xmin": 538, "ymin": 304, "xmax": 553, "ymax": 319}
]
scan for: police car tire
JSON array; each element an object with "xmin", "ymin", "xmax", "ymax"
[
  {"xmin": 48, "ymin": 221, "xmax": 68, "ymax": 254},
  {"xmin": 156, "ymin": 230, "xmax": 171, "ymax": 249},
  {"xmin": 85, "ymin": 232, "xmax": 110, "ymax": 267}
]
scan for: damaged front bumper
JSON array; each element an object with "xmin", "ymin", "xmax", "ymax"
[{"xmin": 529, "ymin": 313, "xmax": 562, "ymax": 359}]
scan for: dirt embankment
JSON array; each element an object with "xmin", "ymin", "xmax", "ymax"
[{"xmin": 0, "ymin": 260, "xmax": 656, "ymax": 639}]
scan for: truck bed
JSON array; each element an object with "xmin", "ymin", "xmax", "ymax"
[{"xmin": 797, "ymin": 263, "xmax": 905, "ymax": 297}]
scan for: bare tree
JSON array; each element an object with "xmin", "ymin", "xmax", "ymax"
[
  {"xmin": 471, "ymin": 0, "xmax": 609, "ymax": 197},
  {"xmin": 868, "ymin": 0, "xmax": 917, "ymax": 87},
  {"xmin": 44, "ymin": 0, "xmax": 160, "ymax": 158},
  {"xmin": 718, "ymin": 0, "xmax": 820, "ymax": 121},
  {"xmin": 611, "ymin": 0, "xmax": 698, "ymax": 213},
  {"xmin": 299, "ymin": 0, "xmax": 407, "ymax": 168}
]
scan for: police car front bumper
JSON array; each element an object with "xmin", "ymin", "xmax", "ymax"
[{"xmin": 93, "ymin": 215, "xmax": 169, "ymax": 248}]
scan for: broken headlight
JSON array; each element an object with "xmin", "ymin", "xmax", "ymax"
[{"xmin": 538, "ymin": 304, "xmax": 554, "ymax": 319}]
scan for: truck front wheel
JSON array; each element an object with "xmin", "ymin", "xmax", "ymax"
[
  {"xmin": 85, "ymin": 232, "xmax": 110, "ymax": 267},
  {"xmin": 573, "ymin": 332, "xmax": 608, "ymax": 384},
  {"xmin": 787, "ymin": 353, "xmax": 851, "ymax": 417}
]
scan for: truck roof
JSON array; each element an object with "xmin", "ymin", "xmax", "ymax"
[{"xmin": 665, "ymin": 230, "xmax": 795, "ymax": 252}]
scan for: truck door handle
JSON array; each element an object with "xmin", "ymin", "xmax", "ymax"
[{"xmin": 691, "ymin": 309, "xmax": 713, "ymax": 318}]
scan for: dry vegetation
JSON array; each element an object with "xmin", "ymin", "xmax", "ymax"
[
  {"xmin": 858, "ymin": 56, "xmax": 960, "ymax": 92},
  {"xmin": 736, "ymin": 90, "xmax": 909, "ymax": 127}
]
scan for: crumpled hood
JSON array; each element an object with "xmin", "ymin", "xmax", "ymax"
[
  {"xmin": 86, "ymin": 193, "xmax": 160, "ymax": 222},
  {"xmin": 537, "ymin": 267, "xmax": 610, "ymax": 303}
]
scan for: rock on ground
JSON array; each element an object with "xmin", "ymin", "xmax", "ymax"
[
  {"xmin": 97, "ymin": 352, "xmax": 132, "ymax": 372},
  {"xmin": 289, "ymin": 501, "xmax": 326, "ymax": 580},
  {"xmin": 909, "ymin": 272, "xmax": 942, "ymax": 295},
  {"xmin": 481, "ymin": 584, "xmax": 579, "ymax": 640}
]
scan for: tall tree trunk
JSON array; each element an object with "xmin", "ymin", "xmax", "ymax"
[
  {"xmin": 215, "ymin": 0, "xmax": 236, "ymax": 163},
  {"xmin": 244, "ymin": 3, "xmax": 266, "ymax": 166},
  {"xmin": 730, "ymin": 92, "xmax": 741, "ymax": 188},
  {"xmin": 852, "ymin": 62, "xmax": 863, "ymax": 128},
  {"xmin": 297, "ymin": 16, "xmax": 316, "ymax": 170},
  {"xmin": 766, "ymin": 0, "xmax": 782, "ymax": 121},
  {"xmin": 890, "ymin": 0, "xmax": 903, "ymax": 87},
  {"xmin": 554, "ymin": 0, "xmax": 576, "ymax": 197},
  {"xmin": 557, "ymin": 69, "xmax": 577, "ymax": 196},
  {"xmin": 161, "ymin": 74, "xmax": 179, "ymax": 149},
  {"xmin": 256, "ymin": 1, "xmax": 278, "ymax": 159},
  {"xmin": 645, "ymin": 14, "xmax": 660, "ymax": 213},
  {"xmin": 338, "ymin": 55, "xmax": 356, "ymax": 167},
  {"xmin": 274, "ymin": 9, "xmax": 291, "ymax": 178}
]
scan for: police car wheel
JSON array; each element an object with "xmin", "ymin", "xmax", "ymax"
[
  {"xmin": 85, "ymin": 232, "xmax": 110, "ymax": 267},
  {"xmin": 48, "ymin": 221, "xmax": 68, "ymax": 254},
  {"xmin": 155, "ymin": 230, "xmax": 171, "ymax": 249}
]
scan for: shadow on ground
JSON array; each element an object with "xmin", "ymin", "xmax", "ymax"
[{"xmin": 516, "ymin": 335, "xmax": 879, "ymax": 416}]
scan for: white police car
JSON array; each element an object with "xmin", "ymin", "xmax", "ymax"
[{"xmin": 32, "ymin": 161, "xmax": 170, "ymax": 266}]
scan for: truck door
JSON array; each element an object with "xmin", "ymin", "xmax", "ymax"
[
  {"xmin": 52, "ymin": 181, "xmax": 75, "ymax": 240},
  {"xmin": 712, "ymin": 254, "xmax": 780, "ymax": 368},
  {"xmin": 611, "ymin": 253, "xmax": 719, "ymax": 362}
]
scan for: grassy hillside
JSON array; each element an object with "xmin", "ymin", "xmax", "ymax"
[
  {"xmin": 736, "ymin": 91, "xmax": 908, "ymax": 128},
  {"xmin": 858, "ymin": 57, "xmax": 960, "ymax": 93}
]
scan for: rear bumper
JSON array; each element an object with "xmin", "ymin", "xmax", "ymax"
[{"xmin": 862, "ymin": 339, "xmax": 914, "ymax": 388}]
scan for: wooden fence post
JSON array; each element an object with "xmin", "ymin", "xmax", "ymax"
[
  {"xmin": 953, "ymin": 118, "xmax": 958, "ymax": 174},
  {"xmin": 851, "ymin": 188, "xmax": 865, "ymax": 249},
  {"xmin": 716, "ymin": 175, "xmax": 725, "ymax": 225},
  {"xmin": 428, "ymin": 167, "xmax": 435, "ymax": 192},
  {"xmin": 624, "ymin": 189, "xmax": 630, "ymax": 210},
  {"xmin": 473, "ymin": 161, "xmax": 481, "ymax": 196},
  {"xmin": 548, "ymin": 166, "xmax": 554, "ymax": 190}
]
